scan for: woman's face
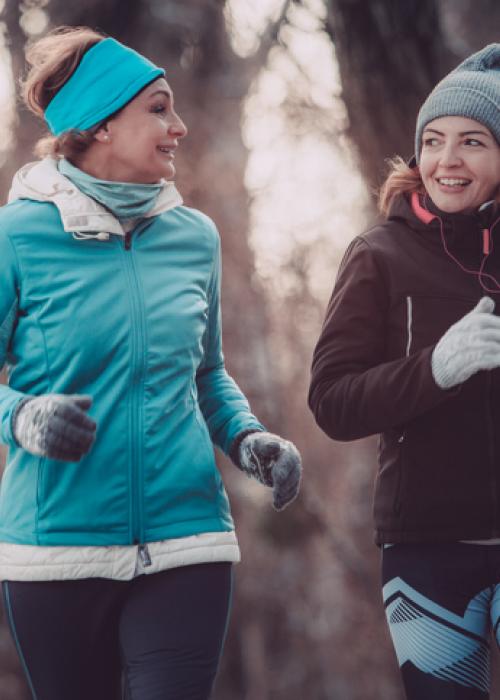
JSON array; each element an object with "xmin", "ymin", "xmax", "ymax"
[
  {"xmin": 419, "ymin": 116, "xmax": 500, "ymax": 214},
  {"xmin": 96, "ymin": 77, "xmax": 187, "ymax": 183}
]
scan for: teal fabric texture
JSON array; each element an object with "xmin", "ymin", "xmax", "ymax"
[
  {"xmin": 44, "ymin": 38, "xmax": 165, "ymax": 136},
  {"xmin": 58, "ymin": 158, "xmax": 163, "ymax": 219},
  {"xmin": 0, "ymin": 197, "xmax": 265, "ymax": 546}
]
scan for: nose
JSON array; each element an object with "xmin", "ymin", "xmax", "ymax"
[
  {"xmin": 168, "ymin": 111, "xmax": 188, "ymax": 139},
  {"xmin": 439, "ymin": 142, "xmax": 462, "ymax": 168}
]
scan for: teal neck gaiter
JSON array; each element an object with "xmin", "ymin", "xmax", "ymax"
[{"xmin": 58, "ymin": 158, "xmax": 163, "ymax": 219}]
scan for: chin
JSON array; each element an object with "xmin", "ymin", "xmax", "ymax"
[
  {"xmin": 152, "ymin": 159, "xmax": 176, "ymax": 182},
  {"xmin": 436, "ymin": 202, "xmax": 463, "ymax": 213},
  {"xmin": 431, "ymin": 194, "xmax": 473, "ymax": 215},
  {"xmin": 162, "ymin": 166, "xmax": 176, "ymax": 181}
]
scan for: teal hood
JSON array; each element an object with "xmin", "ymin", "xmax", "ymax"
[{"xmin": 0, "ymin": 159, "xmax": 264, "ymax": 545}]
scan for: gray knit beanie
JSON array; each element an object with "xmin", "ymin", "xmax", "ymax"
[{"xmin": 415, "ymin": 43, "xmax": 500, "ymax": 163}]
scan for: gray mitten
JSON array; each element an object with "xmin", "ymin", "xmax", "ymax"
[
  {"xmin": 13, "ymin": 394, "xmax": 97, "ymax": 462},
  {"xmin": 431, "ymin": 297, "xmax": 500, "ymax": 389},
  {"xmin": 237, "ymin": 431, "xmax": 302, "ymax": 511}
]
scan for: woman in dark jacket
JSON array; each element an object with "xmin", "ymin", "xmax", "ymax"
[{"xmin": 309, "ymin": 44, "xmax": 500, "ymax": 699}]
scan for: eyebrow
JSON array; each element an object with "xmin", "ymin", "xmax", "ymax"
[
  {"xmin": 148, "ymin": 89, "xmax": 173, "ymax": 100},
  {"xmin": 423, "ymin": 128, "xmax": 491, "ymax": 138}
]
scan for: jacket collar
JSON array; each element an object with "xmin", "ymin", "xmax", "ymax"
[
  {"xmin": 8, "ymin": 158, "xmax": 183, "ymax": 237},
  {"xmin": 387, "ymin": 193, "xmax": 500, "ymax": 256}
]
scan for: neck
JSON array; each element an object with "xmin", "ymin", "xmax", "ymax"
[
  {"xmin": 70, "ymin": 146, "xmax": 110, "ymax": 180},
  {"xmin": 71, "ymin": 146, "xmax": 160, "ymax": 184}
]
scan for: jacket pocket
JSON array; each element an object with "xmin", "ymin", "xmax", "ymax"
[
  {"xmin": 190, "ymin": 384, "xmax": 220, "ymax": 490},
  {"xmin": 393, "ymin": 429, "xmax": 406, "ymax": 515},
  {"xmin": 401, "ymin": 294, "xmax": 477, "ymax": 354},
  {"xmin": 375, "ymin": 428, "xmax": 406, "ymax": 527}
]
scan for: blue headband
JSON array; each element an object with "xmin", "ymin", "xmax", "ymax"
[{"xmin": 44, "ymin": 38, "xmax": 165, "ymax": 136}]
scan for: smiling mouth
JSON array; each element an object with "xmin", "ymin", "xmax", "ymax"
[
  {"xmin": 436, "ymin": 177, "xmax": 471, "ymax": 187},
  {"xmin": 157, "ymin": 146, "xmax": 175, "ymax": 156}
]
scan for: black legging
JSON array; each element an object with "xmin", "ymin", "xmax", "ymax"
[
  {"xmin": 382, "ymin": 542, "xmax": 500, "ymax": 699},
  {"xmin": 2, "ymin": 562, "xmax": 232, "ymax": 700}
]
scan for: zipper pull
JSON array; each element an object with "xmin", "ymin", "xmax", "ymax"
[
  {"xmin": 483, "ymin": 228, "xmax": 491, "ymax": 256},
  {"xmin": 125, "ymin": 231, "xmax": 132, "ymax": 250},
  {"xmin": 138, "ymin": 543, "xmax": 152, "ymax": 567}
]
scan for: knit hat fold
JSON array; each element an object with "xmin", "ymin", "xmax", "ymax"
[{"xmin": 415, "ymin": 43, "xmax": 500, "ymax": 162}]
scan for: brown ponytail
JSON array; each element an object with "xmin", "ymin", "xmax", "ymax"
[
  {"xmin": 21, "ymin": 26, "xmax": 106, "ymax": 159},
  {"xmin": 378, "ymin": 157, "xmax": 424, "ymax": 217}
]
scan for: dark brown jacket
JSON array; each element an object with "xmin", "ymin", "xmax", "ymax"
[{"xmin": 309, "ymin": 194, "xmax": 500, "ymax": 544}]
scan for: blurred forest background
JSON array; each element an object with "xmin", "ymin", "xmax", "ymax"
[{"xmin": 0, "ymin": 0, "xmax": 499, "ymax": 698}]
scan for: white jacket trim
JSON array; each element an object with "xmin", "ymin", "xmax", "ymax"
[
  {"xmin": 8, "ymin": 158, "xmax": 183, "ymax": 237},
  {"xmin": 0, "ymin": 531, "xmax": 240, "ymax": 581}
]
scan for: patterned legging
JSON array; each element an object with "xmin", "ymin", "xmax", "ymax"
[{"xmin": 382, "ymin": 542, "xmax": 500, "ymax": 699}]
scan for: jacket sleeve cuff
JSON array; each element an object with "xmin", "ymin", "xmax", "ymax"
[
  {"xmin": 228, "ymin": 428, "xmax": 263, "ymax": 467},
  {"xmin": 0, "ymin": 388, "xmax": 29, "ymax": 448}
]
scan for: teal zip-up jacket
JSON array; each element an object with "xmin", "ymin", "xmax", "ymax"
[{"xmin": 0, "ymin": 159, "xmax": 264, "ymax": 546}]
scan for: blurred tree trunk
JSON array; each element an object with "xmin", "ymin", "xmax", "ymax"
[
  {"xmin": 324, "ymin": 0, "xmax": 500, "ymax": 191},
  {"xmin": 325, "ymin": 0, "xmax": 453, "ymax": 189},
  {"xmin": 439, "ymin": 0, "xmax": 500, "ymax": 55}
]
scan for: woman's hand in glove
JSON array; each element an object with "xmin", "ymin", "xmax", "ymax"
[
  {"xmin": 432, "ymin": 297, "xmax": 500, "ymax": 389},
  {"xmin": 13, "ymin": 394, "xmax": 97, "ymax": 462},
  {"xmin": 238, "ymin": 432, "xmax": 302, "ymax": 510}
]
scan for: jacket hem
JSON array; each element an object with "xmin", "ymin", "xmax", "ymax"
[
  {"xmin": 374, "ymin": 526, "xmax": 500, "ymax": 546},
  {"xmin": 0, "ymin": 531, "xmax": 240, "ymax": 581}
]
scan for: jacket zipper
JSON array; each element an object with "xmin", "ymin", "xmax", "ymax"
[
  {"xmin": 485, "ymin": 372, "xmax": 498, "ymax": 534},
  {"xmin": 394, "ymin": 296, "xmax": 412, "ymax": 515},
  {"xmin": 122, "ymin": 229, "xmax": 147, "ymax": 544},
  {"xmin": 138, "ymin": 543, "xmax": 152, "ymax": 567}
]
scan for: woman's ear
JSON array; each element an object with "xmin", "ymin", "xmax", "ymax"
[{"xmin": 94, "ymin": 124, "xmax": 111, "ymax": 144}]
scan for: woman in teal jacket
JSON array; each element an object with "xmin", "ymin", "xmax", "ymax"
[{"xmin": 0, "ymin": 26, "xmax": 302, "ymax": 700}]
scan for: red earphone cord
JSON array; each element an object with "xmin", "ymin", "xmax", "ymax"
[{"xmin": 410, "ymin": 192, "xmax": 500, "ymax": 295}]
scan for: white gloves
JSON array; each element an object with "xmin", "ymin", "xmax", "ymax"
[
  {"xmin": 238, "ymin": 432, "xmax": 302, "ymax": 510},
  {"xmin": 13, "ymin": 394, "xmax": 97, "ymax": 461},
  {"xmin": 431, "ymin": 297, "xmax": 500, "ymax": 389}
]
